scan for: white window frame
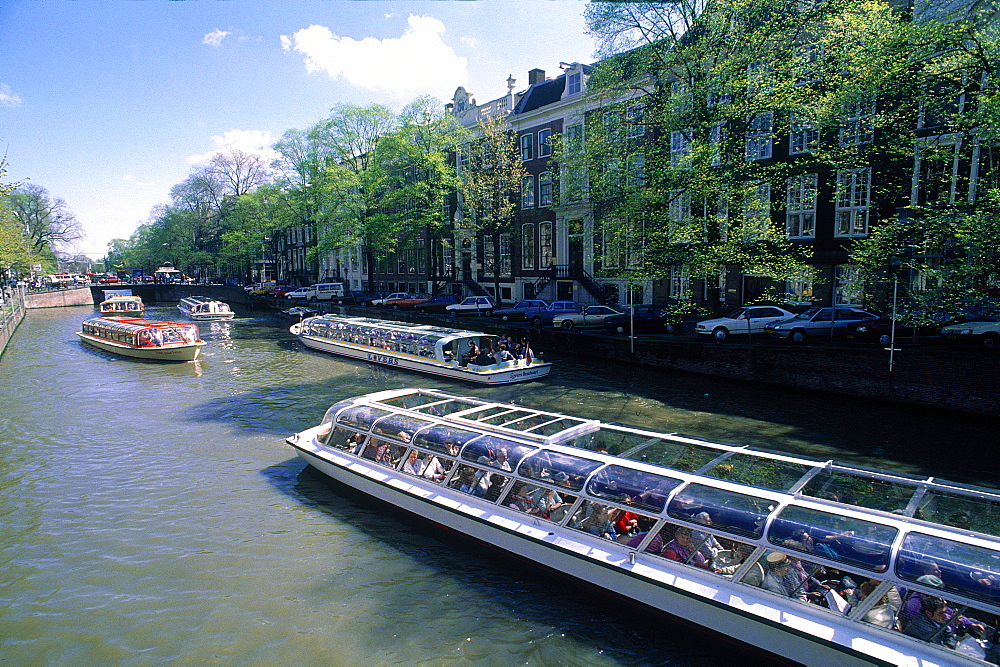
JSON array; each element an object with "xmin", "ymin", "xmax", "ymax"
[
  {"xmin": 538, "ymin": 128, "xmax": 552, "ymax": 157},
  {"xmin": 835, "ymin": 168, "xmax": 870, "ymax": 238},
  {"xmin": 565, "ymin": 124, "xmax": 583, "ymax": 154},
  {"xmin": 627, "ymin": 104, "xmax": 645, "ymax": 137},
  {"xmin": 521, "ymin": 223, "xmax": 536, "ymax": 270},
  {"xmin": 521, "ymin": 175, "xmax": 535, "ymax": 209},
  {"xmin": 671, "ymin": 81, "xmax": 692, "ymax": 114},
  {"xmin": 745, "ymin": 112, "xmax": 773, "ymax": 161},
  {"xmin": 627, "ymin": 154, "xmax": 645, "ymax": 189},
  {"xmin": 669, "ymin": 189, "xmax": 692, "ymax": 243},
  {"xmin": 539, "ymin": 172, "xmax": 553, "ymax": 206},
  {"xmin": 840, "ymin": 95, "xmax": 876, "ymax": 147},
  {"xmin": 743, "ymin": 181, "xmax": 771, "ymax": 241},
  {"xmin": 567, "ymin": 72, "xmax": 581, "ymax": 95},
  {"xmin": 789, "ymin": 112, "xmax": 820, "ymax": 155},
  {"xmin": 539, "ymin": 222, "xmax": 553, "ymax": 267},
  {"xmin": 669, "ymin": 264, "xmax": 691, "ymax": 300},
  {"xmin": 671, "ymin": 129, "xmax": 693, "ymax": 169},
  {"xmin": 520, "ymin": 134, "xmax": 533, "ymax": 161},
  {"xmin": 785, "ymin": 267, "xmax": 815, "ymax": 305},
  {"xmin": 835, "ymin": 265, "xmax": 864, "ymax": 305},
  {"xmin": 786, "ymin": 173, "xmax": 817, "ymax": 239}
]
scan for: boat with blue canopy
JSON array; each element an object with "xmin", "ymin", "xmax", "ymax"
[{"xmin": 288, "ymin": 388, "xmax": 1000, "ymax": 666}]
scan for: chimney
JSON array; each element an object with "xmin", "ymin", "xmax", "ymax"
[{"xmin": 528, "ymin": 68, "xmax": 546, "ymax": 85}]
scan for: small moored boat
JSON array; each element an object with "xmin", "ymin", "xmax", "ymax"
[
  {"xmin": 290, "ymin": 315, "xmax": 550, "ymax": 385},
  {"xmin": 289, "ymin": 387, "xmax": 1000, "ymax": 666},
  {"xmin": 78, "ymin": 316, "xmax": 205, "ymax": 361},
  {"xmin": 99, "ymin": 294, "xmax": 145, "ymax": 316},
  {"xmin": 178, "ymin": 296, "xmax": 235, "ymax": 321}
]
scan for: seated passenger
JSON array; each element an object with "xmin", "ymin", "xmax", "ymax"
[
  {"xmin": 493, "ymin": 344, "xmax": 514, "ymax": 364},
  {"xmin": 402, "ymin": 450, "xmax": 423, "ymax": 476},
  {"xmin": 662, "ymin": 527, "xmax": 711, "ymax": 570},
  {"xmin": 627, "ymin": 530, "xmax": 663, "ymax": 554},
  {"xmin": 460, "ymin": 344, "xmax": 479, "ymax": 367},
  {"xmin": 614, "ymin": 508, "xmax": 639, "ymax": 538},
  {"xmin": 421, "ymin": 456, "xmax": 448, "ymax": 483},
  {"xmin": 472, "ymin": 350, "xmax": 495, "ymax": 366},
  {"xmin": 532, "ymin": 486, "xmax": 569, "ymax": 521},
  {"xmin": 582, "ymin": 505, "xmax": 618, "ymax": 541},
  {"xmin": 904, "ymin": 597, "xmax": 958, "ymax": 648},
  {"xmin": 692, "ymin": 512, "xmax": 725, "ymax": 561},
  {"xmin": 760, "ymin": 552, "xmax": 809, "ymax": 602},
  {"xmin": 785, "ymin": 528, "xmax": 849, "ymax": 560}
]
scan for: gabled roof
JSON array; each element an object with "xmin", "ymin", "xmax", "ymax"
[{"xmin": 512, "ymin": 64, "xmax": 596, "ymax": 115}]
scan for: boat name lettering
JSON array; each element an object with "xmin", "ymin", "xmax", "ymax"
[{"xmin": 367, "ymin": 353, "xmax": 399, "ymax": 366}]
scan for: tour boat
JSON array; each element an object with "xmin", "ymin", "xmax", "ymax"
[
  {"xmin": 78, "ymin": 316, "xmax": 205, "ymax": 361},
  {"xmin": 98, "ymin": 294, "xmax": 145, "ymax": 317},
  {"xmin": 177, "ymin": 296, "xmax": 235, "ymax": 321},
  {"xmin": 288, "ymin": 387, "xmax": 1000, "ymax": 666},
  {"xmin": 289, "ymin": 315, "xmax": 551, "ymax": 385}
]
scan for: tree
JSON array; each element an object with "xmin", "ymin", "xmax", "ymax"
[
  {"xmin": 459, "ymin": 113, "xmax": 527, "ymax": 304},
  {"xmin": 0, "ymin": 158, "xmax": 34, "ymax": 275},
  {"xmin": 8, "ymin": 183, "xmax": 83, "ymax": 256}
]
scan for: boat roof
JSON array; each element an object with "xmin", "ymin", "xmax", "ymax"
[
  {"xmin": 85, "ymin": 316, "xmax": 197, "ymax": 332},
  {"xmin": 180, "ymin": 296, "xmax": 226, "ymax": 304},
  {"xmin": 303, "ymin": 314, "xmax": 494, "ymax": 346},
  {"xmin": 101, "ymin": 295, "xmax": 142, "ymax": 302}
]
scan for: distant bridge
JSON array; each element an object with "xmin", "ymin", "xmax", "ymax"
[{"xmin": 24, "ymin": 284, "xmax": 258, "ymax": 309}]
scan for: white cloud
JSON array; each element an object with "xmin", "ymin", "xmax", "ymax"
[
  {"xmin": 0, "ymin": 83, "xmax": 23, "ymax": 107},
  {"xmin": 281, "ymin": 15, "xmax": 468, "ymax": 98},
  {"xmin": 123, "ymin": 174, "xmax": 157, "ymax": 188},
  {"xmin": 187, "ymin": 129, "xmax": 280, "ymax": 166},
  {"xmin": 460, "ymin": 36, "xmax": 478, "ymax": 49},
  {"xmin": 203, "ymin": 29, "xmax": 230, "ymax": 47}
]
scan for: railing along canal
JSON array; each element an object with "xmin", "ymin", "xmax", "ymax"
[{"xmin": 0, "ymin": 283, "xmax": 27, "ymax": 358}]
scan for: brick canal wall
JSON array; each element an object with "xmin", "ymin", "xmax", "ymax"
[{"xmin": 25, "ymin": 287, "xmax": 95, "ymax": 308}]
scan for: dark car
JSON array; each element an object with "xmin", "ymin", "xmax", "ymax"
[
  {"xmin": 415, "ymin": 294, "xmax": 459, "ymax": 313},
  {"xmin": 603, "ymin": 304, "xmax": 670, "ymax": 334},
  {"xmin": 845, "ymin": 307, "xmax": 982, "ymax": 345},
  {"xmin": 334, "ymin": 291, "xmax": 385, "ymax": 306},
  {"xmin": 492, "ymin": 299, "xmax": 550, "ymax": 322}
]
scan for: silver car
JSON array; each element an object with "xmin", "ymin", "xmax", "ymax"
[
  {"xmin": 695, "ymin": 306, "xmax": 794, "ymax": 341},
  {"xmin": 764, "ymin": 307, "xmax": 879, "ymax": 342},
  {"xmin": 552, "ymin": 305, "xmax": 624, "ymax": 330}
]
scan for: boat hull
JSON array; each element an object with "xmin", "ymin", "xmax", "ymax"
[
  {"xmin": 289, "ymin": 438, "xmax": 910, "ymax": 667},
  {"xmin": 77, "ymin": 332, "xmax": 204, "ymax": 361},
  {"xmin": 296, "ymin": 335, "xmax": 550, "ymax": 385},
  {"xmin": 178, "ymin": 308, "xmax": 235, "ymax": 321}
]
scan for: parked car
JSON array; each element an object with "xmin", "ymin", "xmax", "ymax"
[
  {"xmin": 603, "ymin": 305, "xmax": 671, "ymax": 334},
  {"xmin": 492, "ymin": 300, "xmax": 550, "ymax": 322},
  {"xmin": 285, "ymin": 287, "xmax": 313, "ymax": 301},
  {"xmin": 370, "ymin": 292, "xmax": 412, "ymax": 307},
  {"xmin": 527, "ymin": 300, "xmax": 582, "ymax": 326},
  {"xmin": 445, "ymin": 296, "xmax": 496, "ymax": 316},
  {"xmin": 270, "ymin": 285, "xmax": 297, "ymax": 297},
  {"xmin": 940, "ymin": 311, "xmax": 1000, "ymax": 347},
  {"xmin": 552, "ymin": 304, "xmax": 624, "ymax": 330},
  {"xmin": 764, "ymin": 307, "xmax": 879, "ymax": 342},
  {"xmin": 695, "ymin": 306, "xmax": 795, "ymax": 341},
  {"xmin": 385, "ymin": 294, "xmax": 431, "ymax": 310},
  {"xmin": 334, "ymin": 291, "xmax": 385, "ymax": 306},
  {"xmin": 415, "ymin": 294, "xmax": 459, "ymax": 313},
  {"xmin": 845, "ymin": 307, "xmax": 982, "ymax": 345}
]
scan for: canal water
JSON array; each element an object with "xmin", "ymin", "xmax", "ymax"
[{"xmin": 2, "ymin": 304, "xmax": 997, "ymax": 665}]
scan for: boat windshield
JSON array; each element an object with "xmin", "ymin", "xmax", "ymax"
[
  {"xmin": 896, "ymin": 533, "xmax": 1000, "ymax": 606},
  {"xmin": 586, "ymin": 465, "xmax": 683, "ymax": 513},
  {"xmin": 768, "ymin": 504, "xmax": 897, "ymax": 572},
  {"xmin": 668, "ymin": 483, "xmax": 774, "ymax": 539},
  {"xmin": 517, "ymin": 450, "xmax": 603, "ymax": 492}
]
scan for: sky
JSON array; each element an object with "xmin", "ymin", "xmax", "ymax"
[{"xmin": 0, "ymin": 0, "xmax": 598, "ymax": 260}]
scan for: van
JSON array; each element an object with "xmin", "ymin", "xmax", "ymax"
[{"xmin": 288, "ymin": 282, "xmax": 346, "ymax": 302}]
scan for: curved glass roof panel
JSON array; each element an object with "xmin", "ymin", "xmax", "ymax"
[
  {"xmin": 896, "ymin": 533, "xmax": 1000, "ymax": 606},
  {"xmin": 518, "ymin": 450, "xmax": 602, "ymax": 492},
  {"xmin": 586, "ymin": 465, "xmax": 682, "ymax": 513},
  {"xmin": 619, "ymin": 436, "xmax": 723, "ymax": 473},
  {"xmin": 768, "ymin": 505, "xmax": 897, "ymax": 572},
  {"xmin": 800, "ymin": 469, "xmax": 919, "ymax": 514},
  {"xmin": 460, "ymin": 435, "xmax": 536, "ymax": 469},
  {"xmin": 704, "ymin": 453, "xmax": 811, "ymax": 492},
  {"xmin": 917, "ymin": 490, "xmax": 1000, "ymax": 539},
  {"xmin": 668, "ymin": 483, "xmax": 774, "ymax": 539},
  {"xmin": 335, "ymin": 405, "xmax": 393, "ymax": 430},
  {"xmin": 411, "ymin": 424, "xmax": 481, "ymax": 454},
  {"xmin": 371, "ymin": 413, "xmax": 435, "ymax": 441}
]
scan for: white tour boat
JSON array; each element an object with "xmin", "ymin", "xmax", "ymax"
[
  {"xmin": 78, "ymin": 316, "xmax": 205, "ymax": 361},
  {"xmin": 288, "ymin": 388, "xmax": 1000, "ymax": 666},
  {"xmin": 289, "ymin": 315, "xmax": 551, "ymax": 385},
  {"xmin": 98, "ymin": 294, "xmax": 145, "ymax": 316},
  {"xmin": 177, "ymin": 296, "xmax": 235, "ymax": 321}
]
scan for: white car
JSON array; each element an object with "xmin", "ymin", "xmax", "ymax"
[
  {"xmin": 370, "ymin": 292, "xmax": 411, "ymax": 307},
  {"xmin": 285, "ymin": 287, "xmax": 313, "ymax": 300},
  {"xmin": 940, "ymin": 319, "xmax": 1000, "ymax": 347},
  {"xmin": 696, "ymin": 306, "xmax": 795, "ymax": 341},
  {"xmin": 552, "ymin": 305, "xmax": 624, "ymax": 330},
  {"xmin": 445, "ymin": 296, "xmax": 496, "ymax": 316}
]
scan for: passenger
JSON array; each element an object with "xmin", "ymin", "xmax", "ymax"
[
  {"xmin": 505, "ymin": 481, "xmax": 533, "ymax": 512},
  {"xmin": 493, "ymin": 344, "xmax": 514, "ymax": 364},
  {"xmin": 451, "ymin": 466, "xmax": 478, "ymax": 494},
  {"xmin": 402, "ymin": 450, "xmax": 423, "ymax": 476},
  {"xmin": 784, "ymin": 528, "xmax": 850, "ymax": 560},
  {"xmin": 613, "ymin": 506, "xmax": 640, "ymax": 538},
  {"xmin": 494, "ymin": 447, "xmax": 512, "ymax": 472},
  {"xmin": 904, "ymin": 597, "xmax": 958, "ymax": 648},
  {"xmin": 662, "ymin": 527, "xmax": 711, "ymax": 570},
  {"xmin": 421, "ymin": 456, "xmax": 448, "ymax": 483},
  {"xmin": 483, "ymin": 474, "xmax": 508, "ymax": 502},
  {"xmin": 691, "ymin": 511, "xmax": 725, "ymax": 561},
  {"xmin": 473, "ymin": 348, "xmax": 495, "ymax": 366},
  {"xmin": 532, "ymin": 487, "xmax": 569, "ymax": 521},
  {"xmin": 761, "ymin": 552, "xmax": 809, "ymax": 602},
  {"xmin": 582, "ymin": 505, "xmax": 618, "ymax": 541},
  {"xmin": 461, "ymin": 344, "xmax": 479, "ymax": 367}
]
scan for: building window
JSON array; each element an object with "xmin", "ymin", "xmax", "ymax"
[
  {"xmin": 568, "ymin": 71, "xmax": 581, "ymax": 95},
  {"xmin": 627, "ymin": 154, "xmax": 645, "ymax": 189},
  {"xmin": 710, "ymin": 122, "xmax": 727, "ymax": 166},
  {"xmin": 835, "ymin": 265, "xmax": 864, "ymax": 305},
  {"xmin": 603, "ymin": 110, "xmax": 621, "ymax": 143},
  {"xmin": 671, "ymin": 129, "xmax": 692, "ymax": 168},
  {"xmin": 565, "ymin": 123, "xmax": 583, "ymax": 154},
  {"xmin": 786, "ymin": 173, "xmax": 817, "ymax": 239},
  {"xmin": 914, "ymin": 135, "xmax": 960, "ymax": 206},
  {"xmin": 745, "ymin": 112, "xmax": 773, "ymax": 161},
  {"xmin": 669, "ymin": 189, "xmax": 692, "ymax": 243},
  {"xmin": 789, "ymin": 113, "xmax": 819, "ymax": 155},
  {"xmin": 538, "ymin": 128, "xmax": 552, "ymax": 157},
  {"xmin": 743, "ymin": 181, "xmax": 771, "ymax": 240},
  {"xmin": 795, "ymin": 43, "xmax": 823, "ymax": 85},
  {"xmin": 670, "ymin": 81, "xmax": 692, "ymax": 114},
  {"xmin": 835, "ymin": 168, "xmax": 870, "ymax": 237},
  {"xmin": 747, "ymin": 61, "xmax": 772, "ymax": 98},
  {"xmin": 538, "ymin": 172, "xmax": 553, "ymax": 206},
  {"xmin": 785, "ymin": 267, "xmax": 815, "ymax": 305},
  {"xmin": 521, "ymin": 175, "xmax": 535, "ymax": 209},
  {"xmin": 564, "ymin": 167, "xmax": 585, "ymax": 202},
  {"xmin": 627, "ymin": 104, "xmax": 645, "ymax": 137},
  {"xmin": 521, "ymin": 223, "xmax": 536, "ymax": 270},
  {"xmin": 500, "ymin": 233, "xmax": 511, "ymax": 274},
  {"xmin": 669, "ymin": 265, "xmax": 691, "ymax": 300},
  {"xmin": 520, "ymin": 134, "xmax": 533, "ymax": 161},
  {"xmin": 840, "ymin": 95, "xmax": 876, "ymax": 147},
  {"xmin": 539, "ymin": 222, "xmax": 553, "ymax": 267}
]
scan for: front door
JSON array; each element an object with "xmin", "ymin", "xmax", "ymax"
[{"xmin": 568, "ymin": 219, "xmax": 584, "ymax": 273}]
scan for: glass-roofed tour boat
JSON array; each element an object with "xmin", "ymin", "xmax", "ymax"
[
  {"xmin": 288, "ymin": 388, "xmax": 1000, "ymax": 666},
  {"xmin": 290, "ymin": 315, "xmax": 551, "ymax": 385},
  {"xmin": 98, "ymin": 294, "xmax": 145, "ymax": 317},
  {"xmin": 78, "ymin": 316, "xmax": 205, "ymax": 361},
  {"xmin": 177, "ymin": 295, "xmax": 235, "ymax": 321}
]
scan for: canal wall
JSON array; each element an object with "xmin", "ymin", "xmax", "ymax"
[
  {"xmin": 25, "ymin": 287, "xmax": 94, "ymax": 308},
  {"xmin": 0, "ymin": 285, "xmax": 27, "ymax": 359}
]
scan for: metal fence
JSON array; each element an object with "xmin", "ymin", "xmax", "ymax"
[{"xmin": 0, "ymin": 284, "xmax": 27, "ymax": 358}]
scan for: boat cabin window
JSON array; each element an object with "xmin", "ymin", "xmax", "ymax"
[
  {"xmin": 336, "ymin": 405, "xmax": 393, "ymax": 430},
  {"xmin": 371, "ymin": 413, "xmax": 434, "ymax": 443},
  {"xmin": 359, "ymin": 437, "xmax": 405, "ymax": 467},
  {"xmin": 449, "ymin": 464, "xmax": 513, "ymax": 502},
  {"xmin": 517, "ymin": 451, "xmax": 602, "ymax": 492},
  {"xmin": 501, "ymin": 480, "xmax": 577, "ymax": 523},
  {"xmin": 703, "ymin": 453, "xmax": 811, "ymax": 492},
  {"xmin": 397, "ymin": 447, "xmax": 454, "ymax": 483},
  {"xmin": 586, "ymin": 465, "xmax": 682, "ymax": 513},
  {"xmin": 668, "ymin": 483, "xmax": 774, "ymax": 539},
  {"xmin": 647, "ymin": 520, "xmax": 759, "ymax": 575},
  {"xmin": 917, "ymin": 489, "xmax": 1000, "ymax": 539},
  {"xmin": 321, "ymin": 400, "xmax": 359, "ymax": 428},
  {"xmin": 460, "ymin": 435, "xmax": 536, "ymax": 471},
  {"xmin": 800, "ymin": 469, "xmax": 919, "ymax": 514},
  {"xmin": 740, "ymin": 549, "xmax": 871, "ymax": 616},
  {"xmin": 619, "ymin": 436, "xmax": 723, "ymax": 473},
  {"xmin": 896, "ymin": 532, "xmax": 1000, "ymax": 606},
  {"xmin": 324, "ymin": 426, "xmax": 368, "ymax": 452},
  {"xmin": 768, "ymin": 505, "xmax": 896, "ymax": 572},
  {"xmin": 567, "ymin": 500, "xmax": 658, "ymax": 544},
  {"xmin": 411, "ymin": 425, "xmax": 481, "ymax": 455},
  {"xmin": 891, "ymin": 590, "xmax": 996, "ymax": 657}
]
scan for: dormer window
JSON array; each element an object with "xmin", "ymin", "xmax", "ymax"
[{"xmin": 568, "ymin": 72, "xmax": 581, "ymax": 95}]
